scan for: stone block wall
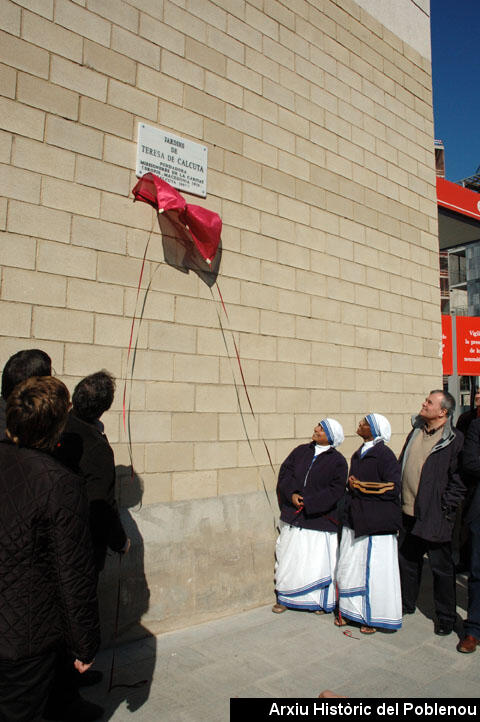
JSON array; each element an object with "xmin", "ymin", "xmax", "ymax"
[{"xmin": 0, "ymin": 0, "xmax": 439, "ymax": 637}]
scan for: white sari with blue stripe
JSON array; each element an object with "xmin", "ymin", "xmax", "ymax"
[
  {"xmin": 275, "ymin": 521, "xmax": 338, "ymax": 612},
  {"xmin": 336, "ymin": 526, "xmax": 402, "ymax": 629}
]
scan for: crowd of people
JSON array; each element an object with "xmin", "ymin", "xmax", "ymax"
[
  {"xmin": 1, "ymin": 346, "xmax": 480, "ymax": 720},
  {"xmin": 274, "ymin": 390, "xmax": 480, "ymax": 655},
  {"xmin": 0, "ymin": 349, "xmax": 128, "ymax": 722}
]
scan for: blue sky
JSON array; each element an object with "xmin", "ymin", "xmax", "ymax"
[{"xmin": 430, "ymin": 0, "xmax": 480, "ymax": 182}]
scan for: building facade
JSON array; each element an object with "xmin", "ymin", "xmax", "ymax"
[{"xmin": 0, "ymin": 0, "xmax": 439, "ymax": 638}]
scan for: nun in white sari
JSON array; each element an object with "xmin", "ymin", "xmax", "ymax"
[
  {"xmin": 274, "ymin": 419, "xmax": 347, "ymax": 614},
  {"xmin": 336, "ymin": 414, "xmax": 402, "ymax": 633}
]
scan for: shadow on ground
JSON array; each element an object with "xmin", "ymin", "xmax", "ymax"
[{"xmin": 84, "ymin": 466, "xmax": 156, "ymax": 719}]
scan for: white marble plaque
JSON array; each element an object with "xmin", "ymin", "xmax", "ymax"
[{"xmin": 136, "ymin": 123, "xmax": 208, "ymax": 197}]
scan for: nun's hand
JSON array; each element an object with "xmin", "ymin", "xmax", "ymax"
[
  {"xmin": 291, "ymin": 493, "xmax": 304, "ymax": 509},
  {"xmin": 348, "ymin": 475, "xmax": 359, "ymax": 489}
]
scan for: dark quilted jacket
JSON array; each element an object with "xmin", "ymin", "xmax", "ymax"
[{"xmin": 0, "ymin": 440, "xmax": 100, "ymax": 663}]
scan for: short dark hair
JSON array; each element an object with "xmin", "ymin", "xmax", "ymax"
[
  {"xmin": 430, "ymin": 389, "xmax": 456, "ymax": 417},
  {"xmin": 6, "ymin": 376, "xmax": 70, "ymax": 451},
  {"xmin": 72, "ymin": 370, "xmax": 115, "ymax": 422},
  {"xmin": 1, "ymin": 349, "xmax": 52, "ymax": 400}
]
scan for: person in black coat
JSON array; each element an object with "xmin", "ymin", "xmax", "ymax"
[
  {"xmin": 454, "ymin": 389, "xmax": 480, "ymax": 572},
  {"xmin": 57, "ymin": 370, "xmax": 129, "ymax": 574},
  {"xmin": 336, "ymin": 414, "xmax": 402, "ymax": 634},
  {"xmin": 46, "ymin": 371, "xmax": 126, "ymax": 721},
  {"xmin": 456, "ymin": 418, "xmax": 480, "ymax": 653},
  {"xmin": 274, "ymin": 418, "xmax": 348, "ymax": 614},
  {"xmin": 456, "ymin": 389, "xmax": 480, "ymax": 436},
  {"xmin": 0, "ymin": 376, "xmax": 100, "ymax": 722},
  {"xmin": 398, "ymin": 390, "xmax": 465, "ymax": 636}
]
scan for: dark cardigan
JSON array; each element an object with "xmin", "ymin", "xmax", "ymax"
[
  {"xmin": 345, "ymin": 440, "xmax": 402, "ymax": 537},
  {"xmin": 277, "ymin": 442, "xmax": 348, "ymax": 532}
]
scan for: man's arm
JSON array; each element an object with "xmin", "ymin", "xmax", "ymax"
[
  {"xmin": 462, "ymin": 419, "xmax": 480, "ymax": 477},
  {"xmin": 441, "ymin": 433, "xmax": 466, "ymax": 513}
]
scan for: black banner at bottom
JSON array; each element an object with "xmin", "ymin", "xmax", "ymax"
[{"xmin": 230, "ymin": 699, "xmax": 478, "ymax": 722}]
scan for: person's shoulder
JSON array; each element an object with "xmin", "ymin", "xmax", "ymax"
[
  {"xmin": 66, "ymin": 412, "xmax": 106, "ymax": 454},
  {"xmin": 34, "ymin": 446, "xmax": 82, "ymax": 478},
  {"xmin": 1, "ymin": 443, "xmax": 81, "ymax": 488},
  {"xmin": 330, "ymin": 447, "xmax": 348, "ymax": 465},
  {"xmin": 456, "ymin": 409, "xmax": 474, "ymax": 424},
  {"xmin": 65, "ymin": 411, "xmax": 97, "ymax": 436},
  {"xmin": 466, "ymin": 417, "xmax": 480, "ymax": 434},
  {"xmin": 377, "ymin": 441, "xmax": 398, "ymax": 461},
  {"xmin": 280, "ymin": 442, "xmax": 311, "ymax": 466},
  {"xmin": 452, "ymin": 427, "xmax": 464, "ymax": 448}
]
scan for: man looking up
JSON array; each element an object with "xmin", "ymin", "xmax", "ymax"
[
  {"xmin": 399, "ymin": 390, "xmax": 465, "ymax": 636},
  {"xmin": 58, "ymin": 370, "xmax": 129, "ymax": 575}
]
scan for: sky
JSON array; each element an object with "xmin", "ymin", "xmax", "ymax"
[{"xmin": 430, "ymin": 0, "xmax": 480, "ymax": 183}]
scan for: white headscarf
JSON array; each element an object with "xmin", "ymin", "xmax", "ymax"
[
  {"xmin": 365, "ymin": 413, "xmax": 391, "ymax": 443},
  {"xmin": 319, "ymin": 418, "xmax": 345, "ymax": 448}
]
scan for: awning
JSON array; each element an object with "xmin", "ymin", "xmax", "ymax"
[{"xmin": 437, "ymin": 177, "xmax": 480, "ymax": 251}]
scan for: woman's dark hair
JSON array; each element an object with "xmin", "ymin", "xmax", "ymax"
[
  {"xmin": 6, "ymin": 376, "xmax": 70, "ymax": 452},
  {"xmin": 72, "ymin": 370, "xmax": 115, "ymax": 422},
  {"xmin": 1, "ymin": 349, "xmax": 52, "ymax": 400}
]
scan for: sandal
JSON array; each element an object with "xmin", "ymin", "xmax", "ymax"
[
  {"xmin": 334, "ymin": 616, "xmax": 348, "ymax": 627},
  {"xmin": 360, "ymin": 625, "xmax": 376, "ymax": 634}
]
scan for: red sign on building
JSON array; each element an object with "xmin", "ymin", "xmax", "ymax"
[
  {"xmin": 456, "ymin": 316, "xmax": 480, "ymax": 375},
  {"xmin": 437, "ymin": 177, "xmax": 480, "ymax": 222},
  {"xmin": 441, "ymin": 315, "xmax": 453, "ymax": 375}
]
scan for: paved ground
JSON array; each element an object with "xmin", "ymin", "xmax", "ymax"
[{"xmin": 83, "ymin": 570, "xmax": 479, "ymax": 721}]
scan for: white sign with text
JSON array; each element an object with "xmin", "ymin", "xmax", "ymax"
[{"xmin": 136, "ymin": 123, "xmax": 208, "ymax": 197}]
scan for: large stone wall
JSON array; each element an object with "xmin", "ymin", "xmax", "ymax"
[{"xmin": 0, "ymin": 0, "xmax": 440, "ymax": 638}]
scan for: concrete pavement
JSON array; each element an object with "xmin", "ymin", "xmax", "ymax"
[{"xmin": 83, "ymin": 570, "xmax": 479, "ymax": 721}]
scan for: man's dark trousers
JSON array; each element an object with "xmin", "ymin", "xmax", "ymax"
[
  {"xmin": 399, "ymin": 513, "xmax": 456, "ymax": 624},
  {"xmin": 464, "ymin": 517, "xmax": 480, "ymax": 638}
]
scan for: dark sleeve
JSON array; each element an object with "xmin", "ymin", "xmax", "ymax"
[
  {"xmin": 277, "ymin": 446, "xmax": 305, "ymax": 503},
  {"xmin": 378, "ymin": 447, "xmax": 401, "ymax": 499},
  {"xmin": 302, "ymin": 453, "xmax": 348, "ymax": 515},
  {"xmin": 441, "ymin": 432, "xmax": 466, "ymax": 512},
  {"xmin": 50, "ymin": 472, "xmax": 100, "ymax": 663},
  {"xmin": 462, "ymin": 421, "xmax": 480, "ymax": 477},
  {"xmin": 81, "ymin": 439, "xmax": 127, "ymax": 553},
  {"xmin": 0, "ymin": 398, "xmax": 6, "ymax": 437},
  {"xmin": 456, "ymin": 411, "xmax": 474, "ymax": 437}
]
